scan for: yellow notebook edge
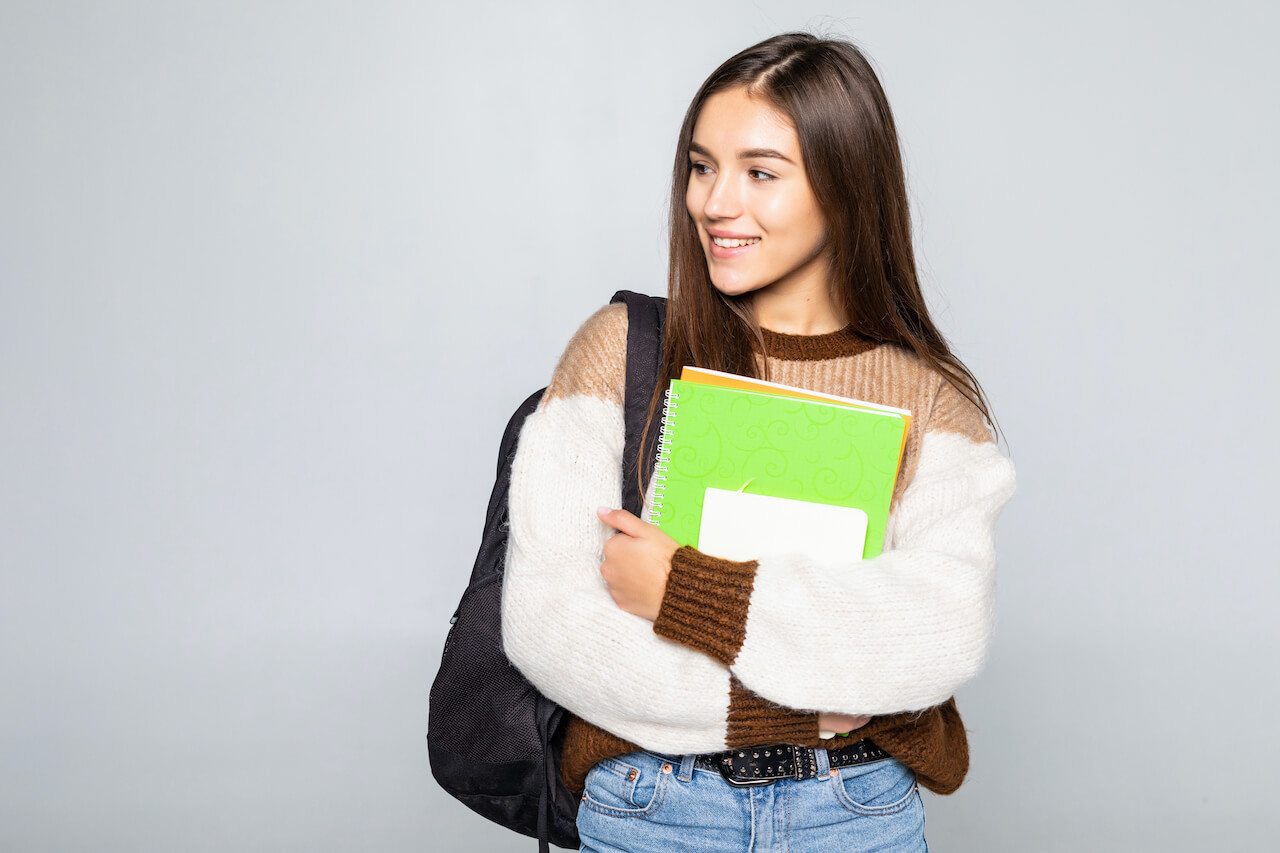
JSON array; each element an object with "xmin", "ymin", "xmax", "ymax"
[{"xmin": 680, "ymin": 365, "xmax": 911, "ymax": 417}]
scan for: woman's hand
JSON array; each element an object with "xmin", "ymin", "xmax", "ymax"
[
  {"xmin": 599, "ymin": 508, "xmax": 871, "ymax": 736},
  {"xmin": 817, "ymin": 713, "xmax": 871, "ymax": 738},
  {"xmin": 597, "ymin": 507, "xmax": 680, "ymax": 622}
]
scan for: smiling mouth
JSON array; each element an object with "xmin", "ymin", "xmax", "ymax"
[{"xmin": 710, "ymin": 236, "xmax": 761, "ymax": 248}]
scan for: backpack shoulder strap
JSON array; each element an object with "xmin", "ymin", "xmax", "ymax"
[{"xmin": 610, "ymin": 290, "xmax": 667, "ymax": 517}]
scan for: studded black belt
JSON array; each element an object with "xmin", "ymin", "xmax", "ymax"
[{"xmin": 695, "ymin": 739, "xmax": 890, "ymax": 787}]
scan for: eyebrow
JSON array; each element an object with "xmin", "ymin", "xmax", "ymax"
[{"xmin": 689, "ymin": 141, "xmax": 796, "ymax": 165}]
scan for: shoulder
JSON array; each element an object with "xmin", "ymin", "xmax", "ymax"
[
  {"xmin": 878, "ymin": 347, "xmax": 1014, "ymax": 522},
  {"xmin": 871, "ymin": 343, "xmax": 995, "ymax": 446},
  {"xmin": 543, "ymin": 302, "xmax": 628, "ymax": 405},
  {"xmin": 926, "ymin": 376, "xmax": 995, "ymax": 446}
]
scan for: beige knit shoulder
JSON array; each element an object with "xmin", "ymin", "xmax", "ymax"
[
  {"xmin": 850, "ymin": 343, "xmax": 995, "ymax": 445},
  {"xmin": 543, "ymin": 302, "xmax": 627, "ymax": 404}
]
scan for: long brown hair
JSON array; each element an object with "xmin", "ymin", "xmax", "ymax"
[{"xmin": 641, "ymin": 32, "xmax": 999, "ymax": 490}]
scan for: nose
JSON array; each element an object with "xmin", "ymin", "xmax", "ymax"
[{"xmin": 703, "ymin": 171, "xmax": 741, "ymax": 220}]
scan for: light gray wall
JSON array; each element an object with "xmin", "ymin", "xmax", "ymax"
[{"xmin": 2, "ymin": 1, "xmax": 1276, "ymax": 851}]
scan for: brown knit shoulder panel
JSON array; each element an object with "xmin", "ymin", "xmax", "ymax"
[
  {"xmin": 542, "ymin": 302, "xmax": 628, "ymax": 404},
  {"xmin": 925, "ymin": 374, "xmax": 996, "ymax": 446}
]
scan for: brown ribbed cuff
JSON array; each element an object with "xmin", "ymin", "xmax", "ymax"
[
  {"xmin": 652, "ymin": 546, "xmax": 757, "ymax": 666},
  {"xmin": 725, "ymin": 677, "xmax": 818, "ymax": 747}
]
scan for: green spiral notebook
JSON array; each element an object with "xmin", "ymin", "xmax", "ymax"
[{"xmin": 648, "ymin": 376, "xmax": 909, "ymax": 561}]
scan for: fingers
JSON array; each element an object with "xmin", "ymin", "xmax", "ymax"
[
  {"xmin": 597, "ymin": 506, "xmax": 647, "ymax": 537},
  {"xmin": 817, "ymin": 713, "xmax": 872, "ymax": 735}
]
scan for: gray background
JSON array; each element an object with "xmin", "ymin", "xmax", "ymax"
[{"xmin": 2, "ymin": 1, "xmax": 1277, "ymax": 851}]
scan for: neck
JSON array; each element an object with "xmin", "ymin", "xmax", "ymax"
[{"xmin": 751, "ymin": 289, "xmax": 846, "ymax": 335}]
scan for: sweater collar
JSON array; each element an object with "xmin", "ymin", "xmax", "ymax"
[{"xmin": 757, "ymin": 325, "xmax": 880, "ymax": 361}]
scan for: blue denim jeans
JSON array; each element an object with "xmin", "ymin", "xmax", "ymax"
[{"xmin": 577, "ymin": 749, "xmax": 927, "ymax": 853}]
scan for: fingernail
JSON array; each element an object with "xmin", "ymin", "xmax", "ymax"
[{"xmin": 597, "ymin": 506, "xmax": 612, "ymax": 517}]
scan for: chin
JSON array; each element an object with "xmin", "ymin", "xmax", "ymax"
[
  {"xmin": 710, "ymin": 275, "xmax": 764, "ymax": 299},
  {"xmin": 710, "ymin": 280, "xmax": 751, "ymax": 298},
  {"xmin": 705, "ymin": 265, "xmax": 754, "ymax": 296}
]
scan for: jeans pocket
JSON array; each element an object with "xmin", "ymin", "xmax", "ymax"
[
  {"xmin": 581, "ymin": 753, "xmax": 670, "ymax": 818},
  {"xmin": 829, "ymin": 758, "xmax": 920, "ymax": 816}
]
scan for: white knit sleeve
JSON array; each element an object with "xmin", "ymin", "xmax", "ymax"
[
  {"xmin": 728, "ymin": 427, "xmax": 1016, "ymax": 714},
  {"xmin": 499, "ymin": 313, "xmax": 736, "ymax": 755}
]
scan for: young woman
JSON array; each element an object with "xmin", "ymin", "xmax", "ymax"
[{"xmin": 501, "ymin": 32, "xmax": 1016, "ymax": 852}]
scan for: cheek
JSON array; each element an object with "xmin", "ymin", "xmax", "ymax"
[
  {"xmin": 801, "ymin": 209, "xmax": 828, "ymax": 252},
  {"xmin": 757, "ymin": 193, "xmax": 802, "ymax": 240},
  {"xmin": 685, "ymin": 179, "xmax": 703, "ymax": 222},
  {"xmin": 762, "ymin": 191, "xmax": 826, "ymax": 250}
]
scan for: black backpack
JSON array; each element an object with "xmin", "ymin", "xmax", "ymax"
[{"xmin": 428, "ymin": 291, "xmax": 667, "ymax": 851}]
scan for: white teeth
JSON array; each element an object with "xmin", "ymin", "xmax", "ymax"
[{"xmin": 711, "ymin": 236, "xmax": 760, "ymax": 248}]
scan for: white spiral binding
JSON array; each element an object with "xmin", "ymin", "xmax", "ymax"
[{"xmin": 646, "ymin": 386, "xmax": 678, "ymax": 524}]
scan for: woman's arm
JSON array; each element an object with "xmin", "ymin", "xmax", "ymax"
[
  {"xmin": 646, "ymin": 377, "xmax": 1016, "ymax": 716},
  {"xmin": 500, "ymin": 304, "xmax": 821, "ymax": 753}
]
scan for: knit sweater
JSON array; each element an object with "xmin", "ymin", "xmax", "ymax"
[{"xmin": 501, "ymin": 303, "xmax": 1016, "ymax": 796}]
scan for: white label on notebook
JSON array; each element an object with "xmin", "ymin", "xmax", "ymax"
[{"xmin": 697, "ymin": 488, "xmax": 869, "ymax": 564}]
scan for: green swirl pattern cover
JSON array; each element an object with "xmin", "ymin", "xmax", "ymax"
[{"xmin": 651, "ymin": 378, "xmax": 907, "ymax": 560}]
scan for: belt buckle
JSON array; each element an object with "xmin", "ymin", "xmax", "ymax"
[
  {"xmin": 716, "ymin": 749, "xmax": 787, "ymax": 788},
  {"xmin": 718, "ymin": 761, "xmax": 776, "ymax": 787}
]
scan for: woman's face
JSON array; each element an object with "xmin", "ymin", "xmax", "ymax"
[{"xmin": 685, "ymin": 86, "xmax": 830, "ymax": 303}]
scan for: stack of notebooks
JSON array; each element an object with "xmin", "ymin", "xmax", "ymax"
[{"xmin": 648, "ymin": 367, "xmax": 911, "ymax": 563}]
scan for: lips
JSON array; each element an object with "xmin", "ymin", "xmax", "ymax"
[
  {"xmin": 711, "ymin": 229, "xmax": 757, "ymax": 258},
  {"xmin": 711, "ymin": 236, "xmax": 760, "ymax": 248},
  {"xmin": 705, "ymin": 228, "xmax": 760, "ymax": 259}
]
